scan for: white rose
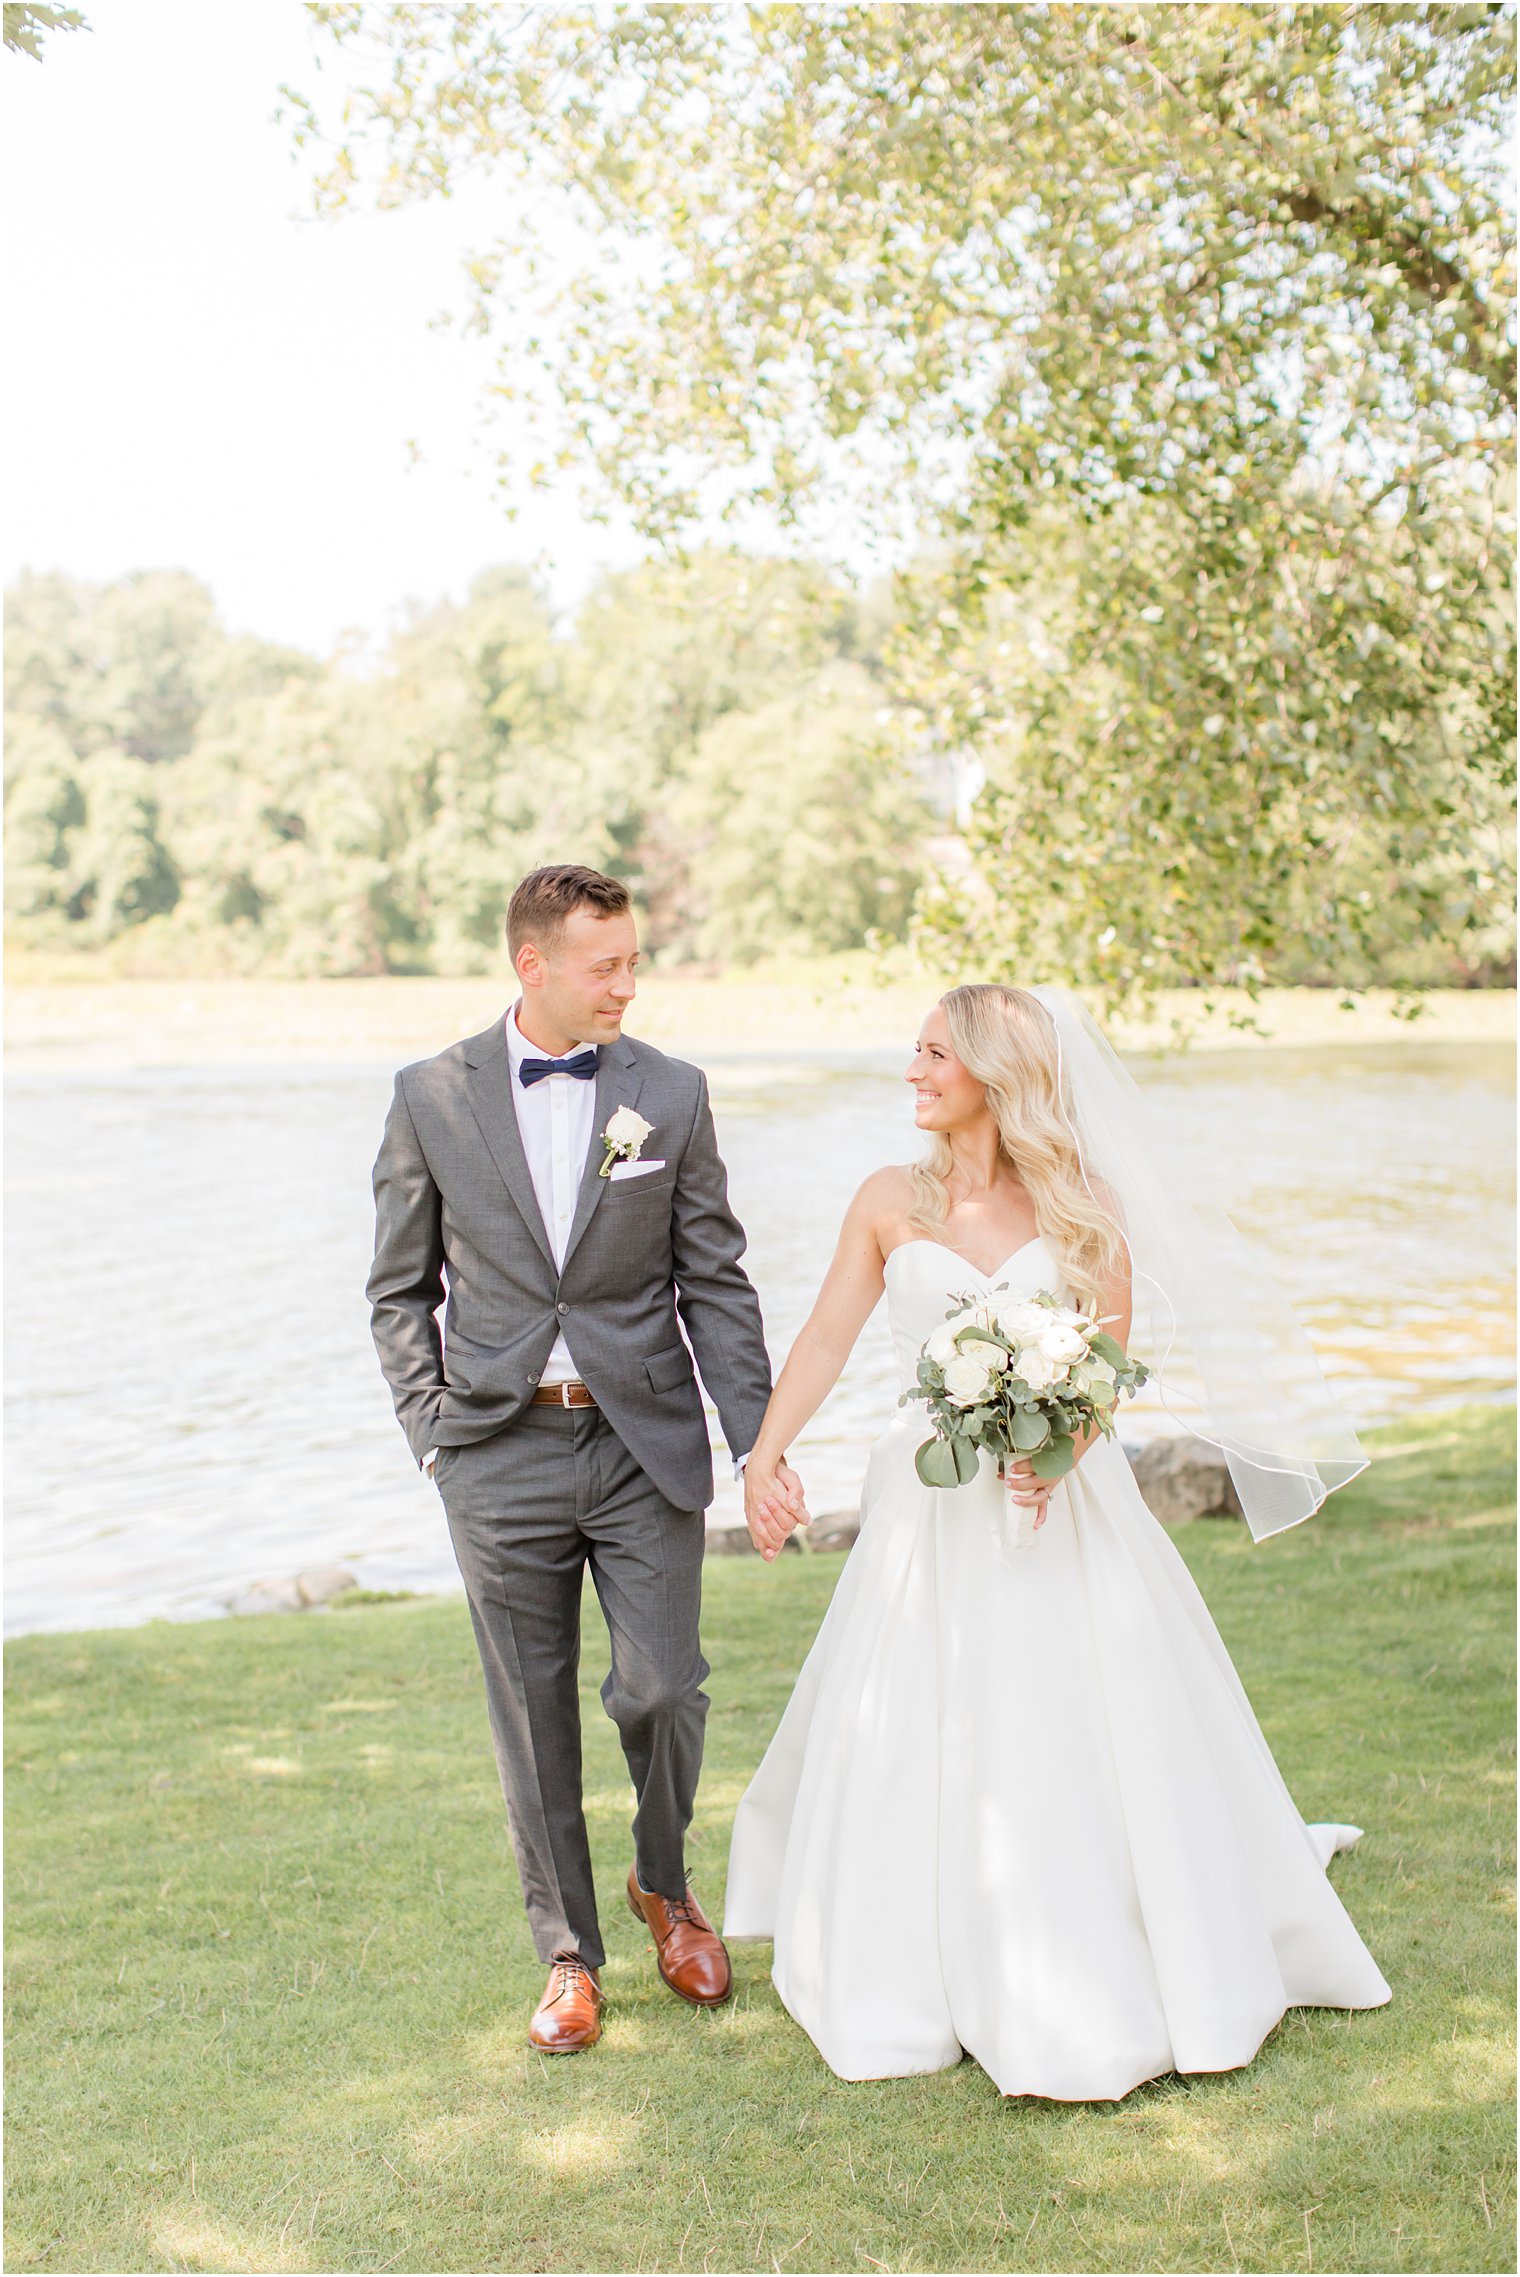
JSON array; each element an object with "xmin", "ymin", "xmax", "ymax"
[
  {"xmin": 996, "ymin": 1299, "xmax": 1049, "ymax": 1341},
  {"xmin": 605, "ymin": 1105, "xmax": 653, "ymax": 1150},
  {"xmin": 1011, "ymin": 1347, "xmax": 1058, "ymax": 1393},
  {"xmin": 925, "ymin": 1323, "xmax": 961, "ymax": 1368},
  {"xmin": 1039, "ymin": 1324, "xmax": 1088, "ymax": 1363},
  {"xmin": 942, "ymin": 1353, "xmax": 997, "ymax": 1407}
]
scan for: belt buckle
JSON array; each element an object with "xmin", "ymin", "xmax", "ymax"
[{"xmin": 559, "ymin": 1381, "xmax": 577, "ymax": 1408}]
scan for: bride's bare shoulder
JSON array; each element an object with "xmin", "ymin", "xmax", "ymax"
[
  {"xmin": 853, "ymin": 1163, "xmax": 916, "ymax": 1209},
  {"xmin": 846, "ymin": 1164, "xmax": 917, "ymax": 1244}
]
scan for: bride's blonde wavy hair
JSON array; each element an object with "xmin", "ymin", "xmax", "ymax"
[{"xmin": 907, "ymin": 984, "xmax": 1126, "ymax": 1309}]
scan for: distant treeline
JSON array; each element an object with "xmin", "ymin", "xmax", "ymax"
[
  {"xmin": 4, "ymin": 554, "xmax": 1512, "ymax": 991},
  {"xmin": 3, "ymin": 558, "xmax": 932, "ymax": 976}
]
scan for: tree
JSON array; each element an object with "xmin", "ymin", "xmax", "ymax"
[
  {"xmin": 376, "ymin": 567, "xmax": 587, "ymax": 972},
  {"xmin": 4, "ymin": 4, "xmax": 87, "ymax": 62},
  {"xmin": 69, "ymin": 750, "xmax": 180, "ymax": 940},
  {"xmin": 290, "ymin": 2, "xmax": 1516, "ymax": 1001},
  {"xmin": 5, "ymin": 569, "xmax": 229, "ymax": 765},
  {"xmin": 892, "ymin": 472, "xmax": 1514, "ymax": 994},
  {"xmin": 675, "ymin": 660, "xmax": 927, "ymax": 963},
  {"xmin": 3, "ymin": 724, "xmax": 86, "ymax": 925},
  {"xmin": 4, "ymin": 558, "xmax": 932, "ymax": 974},
  {"xmin": 563, "ymin": 551, "xmax": 866, "ymax": 945}
]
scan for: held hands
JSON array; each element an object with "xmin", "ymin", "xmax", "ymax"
[
  {"xmin": 1001, "ymin": 1456, "xmax": 1054, "ymax": 1529},
  {"xmin": 744, "ymin": 1456, "xmax": 811, "ymax": 1563}
]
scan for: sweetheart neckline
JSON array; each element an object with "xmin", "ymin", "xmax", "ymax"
[{"xmin": 884, "ymin": 1235, "xmax": 1045, "ymax": 1284}]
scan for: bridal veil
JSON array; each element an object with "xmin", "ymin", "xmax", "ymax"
[{"xmin": 1029, "ymin": 985, "xmax": 1368, "ymax": 1541}]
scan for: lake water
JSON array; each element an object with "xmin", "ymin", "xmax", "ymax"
[{"xmin": 5, "ymin": 1040, "xmax": 1512, "ymax": 1636}]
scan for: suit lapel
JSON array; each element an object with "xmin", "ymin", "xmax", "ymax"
[
  {"xmin": 463, "ymin": 1016, "xmax": 556, "ymax": 1272},
  {"xmin": 561, "ymin": 1037, "xmax": 643, "ymax": 1273}
]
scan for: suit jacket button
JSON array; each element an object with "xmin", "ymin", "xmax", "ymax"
[
  {"xmin": 556, "ymin": 1302, "xmax": 570, "ymax": 1315},
  {"xmin": 527, "ymin": 1373, "xmax": 539, "ymax": 1385}
]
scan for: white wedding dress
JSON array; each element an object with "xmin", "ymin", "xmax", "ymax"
[{"xmin": 724, "ymin": 1236, "xmax": 1392, "ymax": 2102}]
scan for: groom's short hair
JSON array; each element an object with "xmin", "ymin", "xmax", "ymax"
[{"xmin": 507, "ymin": 865, "xmax": 632, "ymax": 960}]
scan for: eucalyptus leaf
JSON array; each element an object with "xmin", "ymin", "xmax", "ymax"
[
  {"xmin": 950, "ymin": 1432, "xmax": 981, "ymax": 1485},
  {"xmin": 915, "ymin": 1436, "xmax": 962, "ymax": 1490},
  {"xmin": 1030, "ymin": 1435, "xmax": 1077, "ymax": 1481}
]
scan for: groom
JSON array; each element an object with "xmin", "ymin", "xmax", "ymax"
[{"xmin": 367, "ymin": 864, "xmax": 804, "ymax": 2052}]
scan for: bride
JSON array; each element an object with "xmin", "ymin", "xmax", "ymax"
[{"xmin": 726, "ymin": 982, "xmax": 1391, "ymax": 2102}]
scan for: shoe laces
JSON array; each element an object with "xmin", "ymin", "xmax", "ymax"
[
  {"xmin": 549, "ymin": 1956, "xmax": 596, "ymax": 1999},
  {"xmin": 663, "ymin": 1890, "xmax": 702, "ymax": 1929}
]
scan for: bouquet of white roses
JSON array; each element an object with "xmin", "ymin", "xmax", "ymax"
[{"xmin": 901, "ymin": 1289, "xmax": 1148, "ymax": 1518}]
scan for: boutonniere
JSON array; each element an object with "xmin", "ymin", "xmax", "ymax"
[{"xmin": 599, "ymin": 1105, "xmax": 655, "ymax": 1178}]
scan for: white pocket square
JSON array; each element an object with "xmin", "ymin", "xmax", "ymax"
[{"xmin": 609, "ymin": 1157, "xmax": 667, "ymax": 1181}]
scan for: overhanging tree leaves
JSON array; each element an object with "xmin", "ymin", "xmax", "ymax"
[
  {"xmin": 3, "ymin": 5, "xmax": 88, "ymax": 62},
  {"xmin": 290, "ymin": 1, "xmax": 1516, "ymax": 1001}
]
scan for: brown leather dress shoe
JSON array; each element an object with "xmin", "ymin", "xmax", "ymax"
[
  {"xmin": 528, "ymin": 1956, "xmax": 604, "ymax": 2052},
  {"xmin": 626, "ymin": 1870, "xmax": 732, "ymax": 2006}
]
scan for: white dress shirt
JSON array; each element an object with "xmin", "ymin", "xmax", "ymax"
[
  {"xmin": 502, "ymin": 1001, "xmax": 598, "ymax": 1384},
  {"xmin": 422, "ymin": 1005, "xmax": 597, "ymax": 1473}
]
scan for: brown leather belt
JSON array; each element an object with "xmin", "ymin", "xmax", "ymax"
[{"xmin": 531, "ymin": 1380, "xmax": 598, "ymax": 1408}]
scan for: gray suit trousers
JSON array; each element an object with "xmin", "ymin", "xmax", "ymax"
[{"xmin": 434, "ymin": 1403, "xmax": 707, "ymax": 1970}]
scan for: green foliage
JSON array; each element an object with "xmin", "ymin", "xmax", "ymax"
[
  {"xmin": 3, "ymin": 561, "xmax": 932, "ymax": 975},
  {"xmin": 5, "ymin": 1408, "xmax": 1514, "ymax": 2272},
  {"xmin": 914, "ymin": 1431, "xmax": 977, "ymax": 1489},
  {"xmin": 291, "ymin": 2, "xmax": 1517, "ymax": 1005},
  {"xmin": 1029, "ymin": 1434, "xmax": 1078, "ymax": 1482},
  {"xmin": 1011, "ymin": 1406, "xmax": 1052, "ymax": 1452},
  {"xmin": 897, "ymin": 470, "xmax": 1515, "ymax": 1001},
  {"xmin": 70, "ymin": 750, "xmax": 181, "ymax": 940},
  {"xmin": 5, "ymin": 568, "xmax": 226, "ymax": 764},
  {"xmin": 675, "ymin": 662, "xmax": 924, "ymax": 962},
  {"xmin": 3, "ymin": 725, "xmax": 86, "ymax": 920},
  {"xmin": 561, "ymin": 551, "xmax": 868, "ymax": 952},
  {"xmin": 3, "ymin": 2, "xmax": 87, "ymax": 61}
]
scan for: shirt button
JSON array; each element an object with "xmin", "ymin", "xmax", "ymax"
[{"xmin": 557, "ymin": 1302, "xmax": 570, "ymax": 1315}]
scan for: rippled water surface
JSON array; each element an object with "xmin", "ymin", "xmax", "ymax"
[{"xmin": 5, "ymin": 1039, "xmax": 1512, "ymax": 1635}]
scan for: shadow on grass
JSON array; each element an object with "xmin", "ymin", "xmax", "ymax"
[{"xmin": 5, "ymin": 1408, "xmax": 1514, "ymax": 2273}]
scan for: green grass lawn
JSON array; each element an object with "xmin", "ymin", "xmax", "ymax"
[{"xmin": 6, "ymin": 1408, "xmax": 1514, "ymax": 2275}]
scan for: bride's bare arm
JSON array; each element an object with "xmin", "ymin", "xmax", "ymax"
[{"xmin": 743, "ymin": 1172, "xmax": 901, "ymax": 1559}]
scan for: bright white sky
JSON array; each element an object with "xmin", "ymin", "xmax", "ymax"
[{"xmin": 2, "ymin": 0, "xmax": 655, "ymax": 657}]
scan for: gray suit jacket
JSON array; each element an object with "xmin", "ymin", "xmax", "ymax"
[{"xmin": 366, "ymin": 1015, "xmax": 773, "ymax": 1512}]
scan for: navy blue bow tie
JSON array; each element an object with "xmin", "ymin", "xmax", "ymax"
[{"xmin": 518, "ymin": 1048, "xmax": 598, "ymax": 1088}]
